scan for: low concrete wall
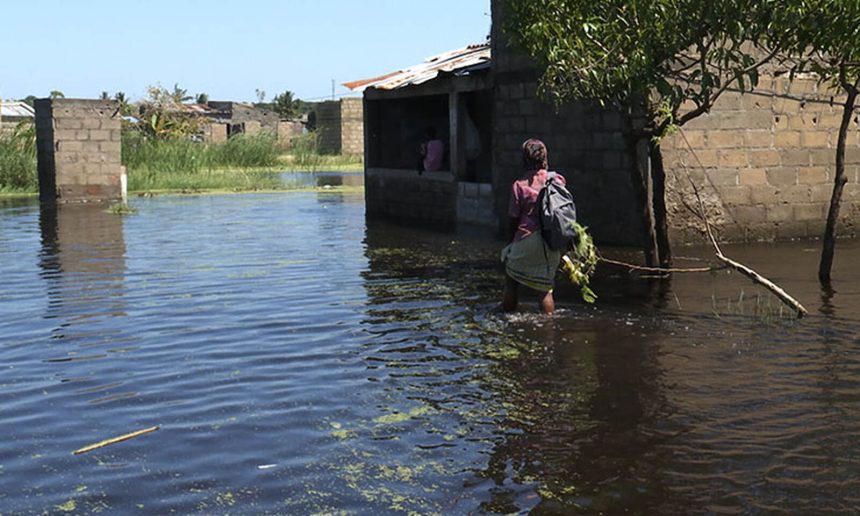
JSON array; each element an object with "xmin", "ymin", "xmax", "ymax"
[
  {"xmin": 457, "ymin": 182, "xmax": 497, "ymax": 228},
  {"xmin": 365, "ymin": 168, "xmax": 457, "ymax": 228},
  {"xmin": 35, "ymin": 98, "xmax": 122, "ymax": 203}
]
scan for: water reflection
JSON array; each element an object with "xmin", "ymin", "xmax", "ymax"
[
  {"xmin": 39, "ymin": 203, "xmax": 127, "ymax": 338},
  {"xmin": 279, "ymin": 171, "xmax": 364, "ymax": 189}
]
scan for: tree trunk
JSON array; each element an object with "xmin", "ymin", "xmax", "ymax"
[
  {"xmin": 819, "ymin": 86, "xmax": 857, "ymax": 284},
  {"xmin": 630, "ymin": 136, "xmax": 659, "ymax": 267},
  {"xmin": 649, "ymin": 140, "xmax": 673, "ymax": 267}
]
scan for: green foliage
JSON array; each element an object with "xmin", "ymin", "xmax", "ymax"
[
  {"xmin": 0, "ymin": 123, "xmax": 37, "ymax": 192},
  {"xmin": 170, "ymin": 83, "xmax": 193, "ymax": 103},
  {"xmin": 272, "ymin": 90, "xmax": 299, "ymax": 119},
  {"xmin": 504, "ymin": 0, "xmax": 778, "ymax": 136},
  {"xmin": 135, "ymin": 85, "xmax": 204, "ymax": 140},
  {"xmin": 49, "ymin": 90, "xmax": 64, "ymax": 99},
  {"xmin": 106, "ymin": 202, "xmax": 137, "ymax": 215},
  {"xmin": 768, "ymin": 1, "xmax": 860, "ymax": 89},
  {"xmin": 122, "ymin": 129, "xmax": 283, "ymax": 192},
  {"xmin": 283, "ymin": 131, "xmax": 363, "ymax": 171},
  {"xmin": 561, "ymin": 222, "xmax": 598, "ymax": 303},
  {"xmin": 196, "ymin": 92, "xmax": 209, "ymax": 104},
  {"xmin": 289, "ymin": 131, "xmax": 321, "ymax": 167},
  {"xmin": 122, "ymin": 130, "xmax": 281, "ymax": 178}
]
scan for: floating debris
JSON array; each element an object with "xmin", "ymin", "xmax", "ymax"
[{"xmin": 73, "ymin": 426, "xmax": 160, "ymax": 455}]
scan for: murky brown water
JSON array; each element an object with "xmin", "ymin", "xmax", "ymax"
[{"xmin": 1, "ymin": 192, "xmax": 859, "ymax": 514}]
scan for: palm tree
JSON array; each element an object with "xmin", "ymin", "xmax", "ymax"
[{"xmin": 170, "ymin": 83, "xmax": 192, "ymax": 103}]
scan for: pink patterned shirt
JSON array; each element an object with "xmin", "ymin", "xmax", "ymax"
[
  {"xmin": 508, "ymin": 169, "xmax": 566, "ymax": 242},
  {"xmin": 423, "ymin": 139, "xmax": 444, "ymax": 172}
]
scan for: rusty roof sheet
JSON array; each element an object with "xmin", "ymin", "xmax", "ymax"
[
  {"xmin": 168, "ymin": 103, "xmax": 217, "ymax": 114},
  {"xmin": 344, "ymin": 42, "xmax": 490, "ymax": 92},
  {"xmin": 0, "ymin": 101, "xmax": 35, "ymax": 118}
]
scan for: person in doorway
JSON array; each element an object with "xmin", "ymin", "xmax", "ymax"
[
  {"xmin": 418, "ymin": 126, "xmax": 445, "ymax": 174},
  {"xmin": 500, "ymin": 138, "xmax": 566, "ymax": 314}
]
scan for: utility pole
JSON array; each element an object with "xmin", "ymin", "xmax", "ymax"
[{"xmin": 331, "ymin": 79, "xmax": 335, "ymax": 101}]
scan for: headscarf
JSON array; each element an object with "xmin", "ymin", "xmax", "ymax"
[{"xmin": 522, "ymin": 138, "xmax": 548, "ymax": 171}]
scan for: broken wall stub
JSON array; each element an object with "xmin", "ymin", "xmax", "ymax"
[
  {"xmin": 316, "ymin": 98, "xmax": 364, "ymax": 156},
  {"xmin": 35, "ymin": 98, "xmax": 122, "ymax": 203},
  {"xmin": 340, "ymin": 97, "xmax": 364, "ymax": 156},
  {"xmin": 316, "ymin": 100, "xmax": 342, "ymax": 154}
]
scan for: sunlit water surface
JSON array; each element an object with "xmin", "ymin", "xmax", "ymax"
[{"xmin": 1, "ymin": 192, "xmax": 860, "ymax": 514}]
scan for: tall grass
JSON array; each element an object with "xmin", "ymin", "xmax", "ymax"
[
  {"xmin": 123, "ymin": 131, "xmax": 283, "ymax": 191},
  {"xmin": 0, "ymin": 123, "xmax": 37, "ymax": 193},
  {"xmin": 286, "ymin": 131, "xmax": 363, "ymax": 171},
  {"xmin": 122, "ymin": 131, "xmax": 281, "ymax": 173}
]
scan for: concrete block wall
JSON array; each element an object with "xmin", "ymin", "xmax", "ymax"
[
  {"xmin": 202, "ymin": 123, "xmax": 228, "ymax": 143},
  {"xmin": 365, "ymin": 168, "xmax": 457, "ymax": 228},
  {"xmin": 277, "ymin": 120, "xmax": 304, "ymax": 149},
  {"xmin": 243, "ymin": 120, "xmax": 262, "ymax": 136},
  {"xmin": 491, "ymin": 79, "xmax": 644, "ymax": 245},
  {"xmin": 662, "ymin": 77, "xmax": 860, "ymax": 243},
  {"xmin": 316, "ymin": 101, "xmax": 341, "ymax": 154},
  {"xmin": 340, "ymin": 97, "xmax": 364, "ymax": 156},
  {"xmin": 457, "ymin": 182, "xmax": 497, "ymax": 228},
  {"xmin": 35, "ymin": 98, "xmax": 122, "ymax": 203},
  {"xmin": 316, "ymin": 99, "xmax": 365, "ymax": 156}
]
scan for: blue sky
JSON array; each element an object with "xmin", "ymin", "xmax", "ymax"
[{"xmin": 0, "ymin": 0, "xmax": 491, "ymax": 103}]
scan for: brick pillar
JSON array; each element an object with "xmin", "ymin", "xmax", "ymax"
[{"xmin": 34, "ymin": 99, "xmax": 122, "ymax": 203}]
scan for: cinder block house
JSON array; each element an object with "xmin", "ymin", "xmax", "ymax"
[{"xmin": 349, "ymin": 0, "xmax": 860, "ymax": 244}]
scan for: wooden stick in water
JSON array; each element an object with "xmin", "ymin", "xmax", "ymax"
[{"xmin": 73, "ymin": 426, "xmax": 160, "ymax": 455}]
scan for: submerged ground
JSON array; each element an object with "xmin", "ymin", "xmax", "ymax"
[{"xmin": 1, "ymin": 190, "xmax": 859, "ymax": 514}]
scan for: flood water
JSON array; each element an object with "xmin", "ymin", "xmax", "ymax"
[{"xmin": 2, "ymin": 190, "xmax": 860, "ymax": 514}]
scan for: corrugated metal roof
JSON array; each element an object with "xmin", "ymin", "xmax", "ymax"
[
  {"xmin": 0, "ymin": 101, "xmax": 35, "ymax": 118},
  {"xmin": 344, "ymin": 42, "xmax": 490, "ymax": 92},
  {"xmin": 168, "ymin": 103, "xmax": 217, "ymax": 114}
]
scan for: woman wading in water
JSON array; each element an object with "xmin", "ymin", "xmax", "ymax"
[{"xmin": 500, "ymin": 139, "xmax": 566, "ymax": 314}]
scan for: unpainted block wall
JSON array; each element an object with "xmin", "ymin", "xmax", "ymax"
[
  {"xmin": 202, "ymin": 123, "xmax": 228, "ymax": 143},
  {"xmin": 341, "ymin": 97, "xmax": 364, "ymax": 156},
  {"xmin": 365, "ymin": 168, "xmax": 457, "ymax": 228},
  {"xmin": 662, "ymin": 77, "xmax": 860, "ymax": 243},
  {"xmin": 317, "ymin": 99, "xmax": 364, "ymax": 156},
  {"xmin": 316, "ymin": 101, "xmax": 342, "ymax": 154},
  {"xmin": 492, "ymin": 80, "xmax": 643, "ymax": 245},
  {"xmin": 277, "ymin": 121, "xmax": 304, "ymax": 149},
  {"xmin": 35, "ymin": 98, "xmax": 122, "ymax": 203}
]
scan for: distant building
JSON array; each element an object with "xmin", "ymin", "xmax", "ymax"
[
  {"xmin": 207, "ymin": 101, "xmax": 280, "ymax": 137},
  {"xmin": 1, "ymin": 101, "xmax": 35, "ymax": 128}
]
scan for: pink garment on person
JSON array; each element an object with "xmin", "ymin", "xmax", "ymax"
[
  {"xmin": 423, "ymin": 139, "xmax": 445, "ymax": 172},
  {"xmin": 508, "ymin": 169, "xmax": 566, "ymax": 242}
]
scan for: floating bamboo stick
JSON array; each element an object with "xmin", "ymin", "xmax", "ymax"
[{"xmin": 73, "ymin": 426, "xmax": 160, "ymax": 455}]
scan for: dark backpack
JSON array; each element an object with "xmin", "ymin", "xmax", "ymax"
[{"xmin": 537, "ymin": 172, "xmax": 578, "ymax": 251}]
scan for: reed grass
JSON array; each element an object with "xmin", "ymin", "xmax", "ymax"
[
  {"xmin": 711, "ymin": 289, "xmax": 796, "ymax": 323},
  {"xmin": 285, "ymin": 131, "xmax": 363, "ymax": 171},
  {"xmin": 0, "ymin": 124, "xmax": 37, "ymax": 193},
  {"xmin": 123, "ymin": 131, "xmax": 283, "ymax": 191}
]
